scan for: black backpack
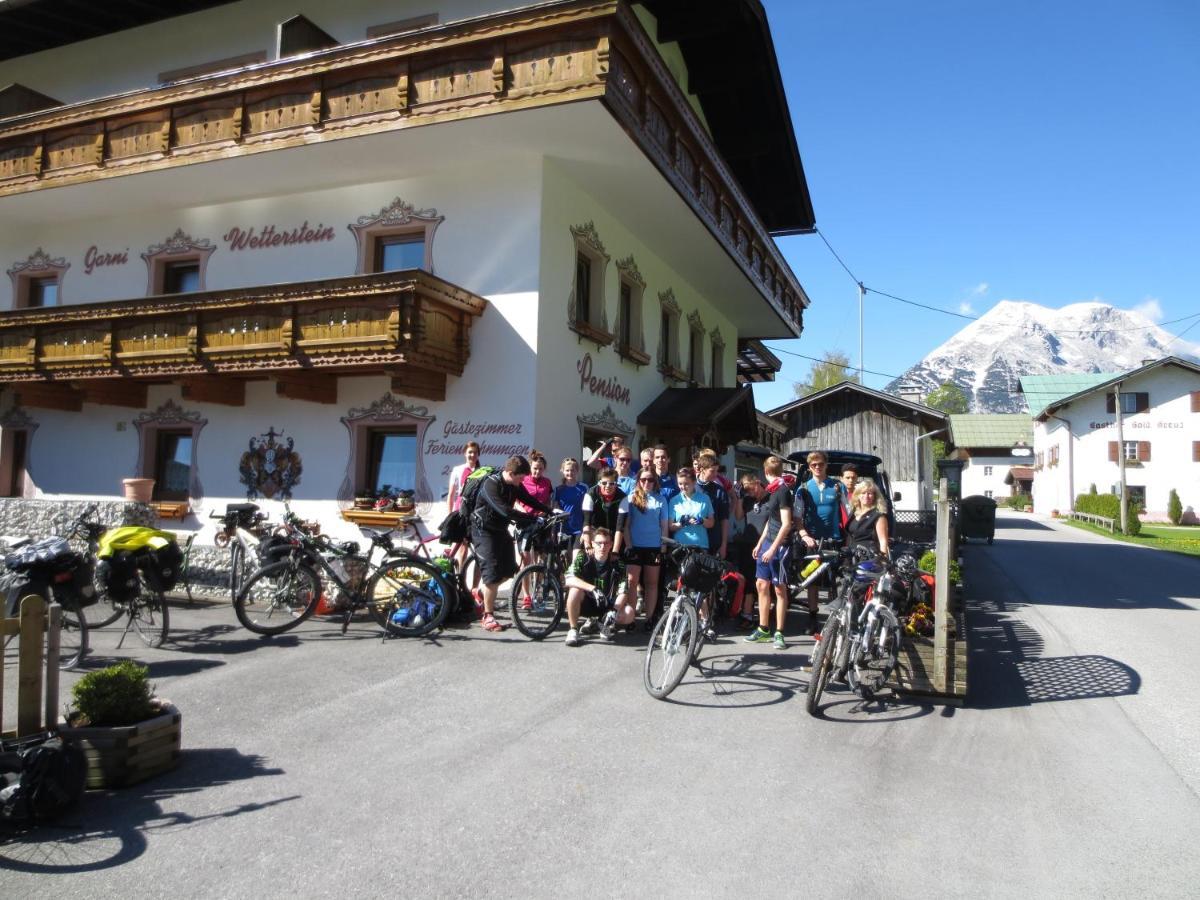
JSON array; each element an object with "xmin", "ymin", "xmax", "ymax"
[
  {"xmin": 457, "ymin": 466, "xmax": 497, "ymax": 521},
  {"xmin": 0, "ymin": 735, "xmax": 86, "ymax": 827}
]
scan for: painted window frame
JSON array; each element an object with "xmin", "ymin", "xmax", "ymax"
[
  {"xmin": 614, "ymin": 255, "xmax": 648, "ymax": 365},
  {"xmin": 568, "ymin": 221, "xmax": 612, "ymax": 346},
  {"xmin": 133, "ymin": 400, "xmax": 208, "ymax": 502},
  {"xmin": 142, "ymin": 229, "xmax": 216, "ymax": 295},
  {"xmin": 686, "ymin": 310, "xmax": 707, "ymax": 386},
  {"xmin": 657, "ymin": 287, "xmax": 685, "ymax": 382},
  {"xmin": 7, "ymin": 248, "xmax": 69, "ymax": 309},
  {"xmin": 349, "ymin": 197, "xmax": 443, "ymax": 275}
]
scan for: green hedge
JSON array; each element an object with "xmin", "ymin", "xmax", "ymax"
[
  {"xmin": 1074, "ymin": 492, "xmax": 1142, "ymax": 535},
  {"xmin": 1003, "ymin": 493, "xmax": 1032, "ymax": 510},
  {"xmin": 919, "ymin": 550, "xmax": 962, "ymax": 586}
]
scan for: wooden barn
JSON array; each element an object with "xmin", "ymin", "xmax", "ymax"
[{"xmin": 766, "ymin": 381, "xmax": 948, "ymax": 509}]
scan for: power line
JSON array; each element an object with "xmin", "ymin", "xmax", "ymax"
[
  {"xmin": 866, "ymin": 287, "xmax": 978, "ymax": 321},
  {"xmin": 765, "ymin": 344, "xmax": 904, "ymax": 381},
  {"xmin": 813, "ymin": 227, "xmax": 861, "ymax": 286}
]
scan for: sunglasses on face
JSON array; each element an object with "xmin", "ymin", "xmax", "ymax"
[
  {"xmin": 638, "ymin": 477, "xmax": 655, "ymax": 483},
  {"xmin": 599, "ymin": 481, "xmax": 616, "ymax": 488}
]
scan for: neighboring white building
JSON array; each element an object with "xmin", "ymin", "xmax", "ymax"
[
  {"xmin": 947, "ymin": 414, "xmax": 1033, "ymax": 500},
  {"xmin": 1019, "ymin": 357, "xmax": 1200, "ymax": 521},
  {"xmin": 0, "ymin": 1, "xmax": 816, "ymax": 543}
]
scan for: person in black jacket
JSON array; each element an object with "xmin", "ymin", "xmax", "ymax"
[{"xmin": 471, "ymin": 455, "xmax": 553, "ymax": 632}]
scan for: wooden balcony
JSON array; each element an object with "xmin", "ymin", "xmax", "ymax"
[
  {"xmin": 0, "ymin": 270, "xmax": 486, "ymax": 409},
  {"xmin": 0, "ymin": 0, "xmax": 805, "ymax": 336}
]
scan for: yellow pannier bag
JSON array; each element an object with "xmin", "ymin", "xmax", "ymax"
[{"xmin": 96, "ymin": 526, "xmax": 176, "ymax": 559}]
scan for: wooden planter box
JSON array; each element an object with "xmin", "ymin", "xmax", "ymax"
[
  {"xmin": 889, "ymin": 588, "xmax": 968, "ymax": 702},
  {"xmin": 58, "ymin": 700, "xmax": 181, "ymax": 789}
]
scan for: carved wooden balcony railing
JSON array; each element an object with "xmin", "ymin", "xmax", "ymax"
[
  {"xmin": 0, "ymin": 271, "xmax": 486, "ymax": 407},
  {"xmin": 0, "ymin": 0, "xmax": 805, "ymax": 337}
]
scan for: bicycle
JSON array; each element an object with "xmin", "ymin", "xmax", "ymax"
[
  {"xmin": 643, "ymin": 539, "xmax": 728, "ymax": 700},
  {"xmin": 209, "ymin": 503, "xmax": 273, "ymax": 601},
  {"xmin": 387, "ymin": 513, "xmax": 483, "ymax": 620},
  {"xmin": 805, "ymin": 548, "xmax": 897, "ymax": 714},
  {"xmin": 508, "ymin": 513, "xmax": 573, "ymax": 640},
  {"xmin": 233, "ymin": 512, "xmax": 453, "ymax": 638}
]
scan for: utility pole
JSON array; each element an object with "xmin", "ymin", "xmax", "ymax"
[
  {"xmin": 1114, "ymin": 382, "xmax": 1127, "ymax": 533},
  {"xmin": 858, "ymin": 281, "xmax": 865, "ymax": 381}
]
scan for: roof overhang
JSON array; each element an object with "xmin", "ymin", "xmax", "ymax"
[{"xmin": 638, "ymin": 385, "xmax": 757, "ymax": 448}]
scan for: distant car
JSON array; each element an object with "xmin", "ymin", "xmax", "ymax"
[{"xmin": 786, "ymin": 450, "xmax": 896, "ymax": 527}]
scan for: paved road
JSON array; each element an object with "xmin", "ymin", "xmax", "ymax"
[{"xmin": 2, "ymin": 510, "xmax": 1198, "ymax": 898}]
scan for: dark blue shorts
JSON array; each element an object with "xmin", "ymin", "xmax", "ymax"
[{"xmin": 754, "ymin": 544, "xmax": 790, "ymax": 586}]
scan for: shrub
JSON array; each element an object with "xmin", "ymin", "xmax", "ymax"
[
  {"xmin": 1088, "ymin": 483, "xmax": 1098, "ymax": 495},
  {"xmin": 1168, "ymin": 489, "xmax": 1183, "ymax": 526},
  {"xmin": 1073, "ymin": 492, "xmax": 1142, "ymax": 535},
  {"xmin": 919, "ymin": 549, "xmax": 962, "ymax": 586},
  {"xmin": 70, "ymin": 660, "xmax": 155, "ymax": 727},
  {"xmin": 1004, "ymin": 493, "xmax": 1031, "ymax": 510}
]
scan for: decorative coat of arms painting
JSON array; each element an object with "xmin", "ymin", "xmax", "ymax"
[{"xmin": 239, "ymin": 427, "xmax": 303, "ymax": 500}]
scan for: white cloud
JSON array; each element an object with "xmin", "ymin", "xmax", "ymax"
[
  {"xmin": 1131, "ymin": 297, "xmax": 1163, "ymax": 322},
  {"xmin": 958, "ymin": 301, "xmax": 976, "ymax": 315},
  {"xmin": 971, "ymin": 283, "xmax": 989, "ymax": 296}
]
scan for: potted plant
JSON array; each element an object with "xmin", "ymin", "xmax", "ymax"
[
  {"xmin": 58, "ymin": 660, "xmax": 181, "ymax": 789},
  {"xmin": 353, "ymin": 487, "xmax": 377, "ymax": 510}
]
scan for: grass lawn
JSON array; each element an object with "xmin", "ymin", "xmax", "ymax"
[{"xmin": 1062, "ymin": 519, "xmax": 1200, "ymax": 558}]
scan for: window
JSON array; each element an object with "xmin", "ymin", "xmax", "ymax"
[
  {"xmin": 5, "ymin": 430, "xmax": 27, "ymax": 497},
  {"xmin": 984, "ymin": 490, "xmax": 993, "ymax": 499},
  {"xmin": 153, "ymin": 431, "xmax": 193, "ymax": 501},
  {"xmin": 984, "ymin": 465, "xmax": 993, "ymax": 476},
  {"xmin": 163, "ymin": 261, "xmax": 200, "ymax": 294},
  {"xmin": 687, "ymin": 310, "xmax": 706, "ymax": 386},
  {"xmin": 1122, "ymin": 441, "xmax": 1138, "ymax": 461},
  {"xmin": 618, "ymin": 281, "xmax": 631, "ymax": 348},
  {"xmin": 375, "ymin": 234, "xmax": 425, "ymax": 272},
  {"xmin": 710, "ymin": 339, "xmax": 724, "ymax": 388},
  {"xmin": 142, "ymin": 229, "xmax": 215, "ymax": 295},
  {"xmin": 7, "ymin": 248, "xmax": 69, "ymax": 309},
  {"xmin": 350, "ymin": 198, "xmax": 443, "ymax": 275},
  {"xmin": 368, "ymin": 430, "xmax": 417, "ymax": 493},
  {"xmin": 614, "ymin": 257, "xmax": 647, "ymax": 365},
  {"xmin": 567, "ymin": 222, "xmax": 611, "ymax": 344},
  {"xmin": 657, "ymin": 288, "xmax": 683, "ymax": 379},
  {"xmin": 28, "ymin": 276, "xmax": 59, "ymax": 307},
  {"xmin": 1106, "ymin": 391, "xmax": 1149, "ymax": 414},
  {"xmin": 1127, "ymin": 485, "xmax": 1146, "ymax": 511}
]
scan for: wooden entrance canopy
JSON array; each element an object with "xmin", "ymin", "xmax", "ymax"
[{"xmin": 0, "ymin": 270, "xmax": 486, "ymax": 407}]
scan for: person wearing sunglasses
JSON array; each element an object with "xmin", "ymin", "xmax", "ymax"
[
  {"xmin": 612, "ymin": 450, "xmax": 638, "ymax": 495},
  {"xmin": 580, "ymin": 467, "xmax": 626, "ymax": 556},
  {"xmin": 618, "ymin": 470, "xmax": 669, "ymax": 627},
  {"xmin": 792, "ymin": 450, "xmax": 847, "ymax": 634}
]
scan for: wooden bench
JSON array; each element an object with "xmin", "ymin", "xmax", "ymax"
[{"xmin": 1069, "ymin": 511, "xmax": 1115, "ymax": 532}]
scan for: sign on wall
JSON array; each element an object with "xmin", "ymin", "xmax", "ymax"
[{"xmin": 239, "ymin": 427, "xmax": 303, "ymax": 500}]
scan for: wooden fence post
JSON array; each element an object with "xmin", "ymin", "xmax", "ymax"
[
  {"xmin": 933, "ymin": 479, "xmax": 950, "ymax": 693},
  {"xmin": 17, "ymin": 594, "xmax": 46, "ymax": 738}
]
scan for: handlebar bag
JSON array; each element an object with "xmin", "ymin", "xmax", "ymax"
[{"xmin": 679, "ymin": 551, "xmax": 725, "ymax": 593}]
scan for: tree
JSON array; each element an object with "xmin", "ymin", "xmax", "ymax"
[
  {"xmin": 1168, "ymin": 488, "xmax": 1183, "ymax": 526},
  {"xmin": 923, "ymin": 382, "xmax": 969, "ymax": 464},
  {"xmin": 792, "ymin": 350, "xmax": 859, "ymax": 397},
  {"xmin": 924, "ymin": 382, "xmax": 970, "ymax": 415}
]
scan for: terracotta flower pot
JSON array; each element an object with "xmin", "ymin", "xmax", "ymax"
[{"xmin": 122, "ymin": 477, "xmax": 156, "ymax": 503}]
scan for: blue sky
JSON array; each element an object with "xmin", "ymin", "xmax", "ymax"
[{"xmin": 751, "ymin": 0, "xmax": 1200, "ymax": 410}]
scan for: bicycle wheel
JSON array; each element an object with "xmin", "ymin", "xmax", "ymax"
[
  {"xmin": 128, "ymin": 591, "xmax": 169, "ymax": 648},
  {"xmin": 805, "ymin": 614, "xmax": 841, "ymax": 716},
  {"xmin": 643, "ymin": 599, "xmax": 698, "ymax": 700},
  {"xmin": 229, "ymin": 541, "xmax": 257, "ymax": 601},
  {"xmin": 57, "ymin": 604, "xmax": 88, "ymax": 670},
  {"xmin": 508, "ymin": 564, "xmax": 564, "ymax": 640},
  {"xmin": 366, "ymin": 557, "xmax": 453, "ymax": 638},
  {"xmin": 691, "ymin": 594, "xmax": 714, "ymax": 666},
  {"xmin": 81, "ymin": 586, "xmax": 125, "ymax": 629},
  {"xmin": 234, "ymin": 561, "xmax": 320, "ymax": 635}
]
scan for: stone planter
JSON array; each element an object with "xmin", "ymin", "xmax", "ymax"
[
  {"xmin": 122, "ymin": 478, "xmax": 156, "ymax": 503},
  {"xmin": 58, "ymin": 699, "xmax": 181, "ymax": 789}
]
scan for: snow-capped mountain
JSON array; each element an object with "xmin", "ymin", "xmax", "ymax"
[{"xmin": 885, "ymin": 301, "xmax": 1200, "ymax": 413}]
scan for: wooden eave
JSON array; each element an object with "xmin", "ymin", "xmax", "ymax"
[
  {"xmin": 0, "ymin": 0, "xmax": 807, "ymax": 337},
  {"xmin": 0, "ymin": 269, "xmax": 486, "ymax": 386}
]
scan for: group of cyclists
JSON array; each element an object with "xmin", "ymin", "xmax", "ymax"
[{"xmin": 445, "ymin": 435, "xmax": 891, "ymax": 649}]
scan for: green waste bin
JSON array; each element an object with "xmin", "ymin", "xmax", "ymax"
[{"xmin": 960, "ymin": 495, "xmax": 997, "ymax": 544}]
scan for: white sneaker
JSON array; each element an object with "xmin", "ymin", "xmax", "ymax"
[
  {"xmin": 599, "ymin": 611, "xmax": 617, "ymax": 641},
  {"xmin": 565, "ymin": 628, "xmax": 581, "ymax": 647}
]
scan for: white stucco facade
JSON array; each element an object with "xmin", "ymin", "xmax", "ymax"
[
  {"xmin": 960, "ymin": 455, "xmax": 1024, "ymax": 500},
  {"xmin": 1030, "ymin": 361, "xmax": 1200, "ymax": 521}
]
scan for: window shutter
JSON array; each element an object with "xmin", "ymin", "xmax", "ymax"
[
  {"xmin": 1194, "ymin": 441, "xmax": 1200, "ymax": 462},
  {"xmin": 1191, "ymin": 391, "xmax": 1200, "ymax": 413},
  {"xmin": 1137, "ymin": 441, "xmax": 1150, "ymax": 462},
  {"xmin": 1105, "ymin": 394, "xmax": 1115, "ymax": 414},
  {"xmin": 1108, "ymin": 441, "xmax": 1118, "ymax": 462},
  {"xmin": 1135, "ymin": 392, "xmax": 1149, "ymax": 413}
]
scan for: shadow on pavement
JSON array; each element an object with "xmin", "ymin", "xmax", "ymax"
[
  {"xmin": 74, "ymin": 654, "xmax": 226, "ymax": 680},
  {"xmin": 0, "ymin": 748, "xmax": 294, "ymax": 875},
  {"xmin": 993, "ymin": 517, "xmax": 1054, "ymax": 532},
  {"xmin": 965, "ymin": 549, "xmax": 1143, "ymax": 709}
]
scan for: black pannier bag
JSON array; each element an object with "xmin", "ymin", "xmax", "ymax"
[
  {"xmin": 679, "ymin": 551, "xmax": 726, "ymax": 593},
  {"xmin": 256, "ymin": 534, "xmax": 298, "ymax": 566},
  {"xmin": 0, "ymin": 734, "xmax": 87, "ymax": 826},
  {"xmin": 1, "ymin": 570, "xmax": 49, "ymax": 619},
  {"xmin": 4, "ymin": 536, "xmax": 78, "ymax": 574},
  {"xmin": 138, "ymin": 541, "xmax": 184, "ymax": 592},
  {"xmin": 97, "ymin": 550, "xmax": 141, "ymax": 602}
]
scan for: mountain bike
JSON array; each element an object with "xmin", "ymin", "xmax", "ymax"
[
  {"xmin": 805, "ymin": 549, "xmax": 896, "ymax": 714},
  {"xmin": 508, "ymin": 513, "xmax": 572, "ymax": 639},
  {"xmin": 233, "ymin": 514, "xmax": 452, "ymax": 638},
  {"xmin": 643, "ymin": 540, "xmax": 727, "ymax": 700},
  {"xmin": 210, "ymin": 503, "xmax": 273, "ymax": 601}
]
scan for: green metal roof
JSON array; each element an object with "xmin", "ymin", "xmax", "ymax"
[
  {"xmin": 948, "ymin": 414, "xmax": 1033, "ymax": 448},
  {"xmin": 1018, "ymin": 373, "xmax": 1117, "ymax": 417}
]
